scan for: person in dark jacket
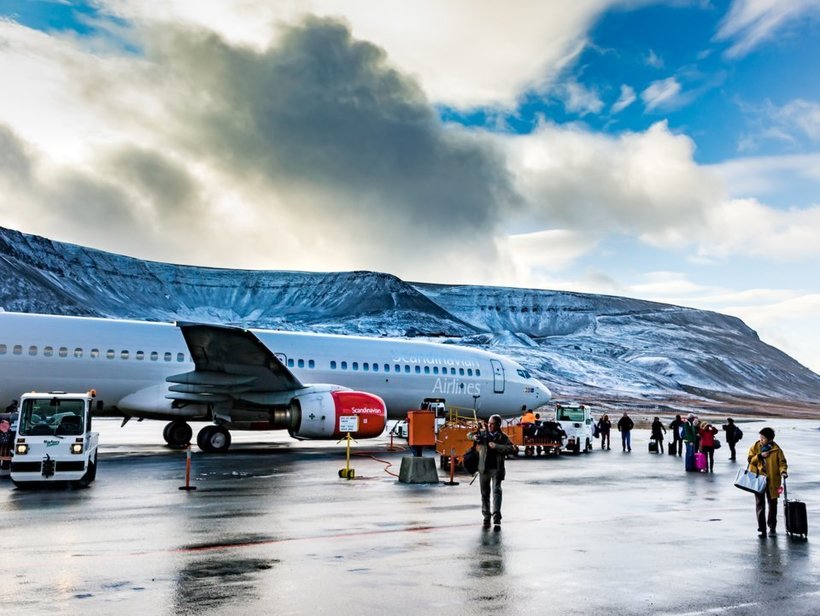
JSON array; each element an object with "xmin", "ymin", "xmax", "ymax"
[
  {"xmin": 650, "ymin": 417, "xmax": 666, "ymax": 454},
  {"xmin": 468, "ymin": 415, "xmax": 518, "ymax": 528},
  {"xmin": 617, "ymin": 412, "xmax": 634, "ymax": 452},
  {"xmin": 748, "ymin": 427, "xmax": 788, "ymax": 537},
  {"xmin": 722, "ymin": 418, "xmax": 742, "ymax": 461},
  {"xmin": 669, "ymin": 414, "xmax": 684, "ymax": 456},
  {"xmin": 597, "ymin": 415, "xmax": 611, "ymax": 450},
  {"xmin": 682, "ymin": 414, "xmax": 699, "ymax": 471}
]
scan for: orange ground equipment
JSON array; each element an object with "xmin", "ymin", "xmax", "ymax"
[
  {"xmin": 435, "ymin": 408, "xmax": 480, "ymax": 471},
  {"xmin": 407, "ymin": 410, "xmax": 437, "ymax": 449}
]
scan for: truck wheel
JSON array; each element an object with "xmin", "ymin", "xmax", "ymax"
[
  {"xmin": 584, "ymin": 438, "xmax": 591, "ymax": 453},
  {"xmin": 77, "ymin": 451, "xmax": 98, "ymax": 487},
  {"xmin": 573, "ymin": 441, "xmax": 581, "ymax": 455},
  {"xmin": 11, "ymin": 480, "xmax": 36, "ymax": 490}
]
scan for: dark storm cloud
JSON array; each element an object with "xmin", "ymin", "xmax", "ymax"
[
  {"xmin": 150, "ymin": 17, "xmax": 520, "ymax": 241},
  {"xmin": 0, "ymin": 124, "xmax": 34, "ymax": 187},
  {"xmin": 103, "ymin": 146, "xmax": 201, "ymax": 223}
]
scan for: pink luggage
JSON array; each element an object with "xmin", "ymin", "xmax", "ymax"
[{"xmin": 695, "ymin": 452, "xmax": 707, "ymax": 471}]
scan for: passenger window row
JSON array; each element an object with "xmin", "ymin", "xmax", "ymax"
[
  {"xmin": 325, "ymin": 360, "xmax": 479, "ymax": 376},
  {"xmin": 0, "ymin": 343, "xmax": 187, "ymax": 362}
]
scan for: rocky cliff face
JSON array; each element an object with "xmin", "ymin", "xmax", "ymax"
[{"xmin": 2, "ymin": 226, "xmax": 819, "ymax": 412}]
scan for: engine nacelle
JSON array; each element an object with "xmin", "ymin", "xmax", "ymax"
[{"xmin": 289, "ymin": 390, "xmax": 386, "ymax": 440}]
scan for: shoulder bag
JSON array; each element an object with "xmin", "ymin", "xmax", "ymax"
[{"xmin": 734, "ymin": 465, "xmax": 766, "ymax": 494}]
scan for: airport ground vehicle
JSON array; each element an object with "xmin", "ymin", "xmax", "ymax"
[
  {"xmin": 436, "ymin": 410, "xmax": 566, "ymax": 469},
  {"xmin": 10, "ymin": 391, "xmax": 99, "ymax": 488},
  {"xmin": 555, "ymin": 403, "xmax": 595, "ymax": 454}
]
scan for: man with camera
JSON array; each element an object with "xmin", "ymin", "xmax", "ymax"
[{"xmin": 468, "ymin": 414, "xmax": 518, "ymax": 529}]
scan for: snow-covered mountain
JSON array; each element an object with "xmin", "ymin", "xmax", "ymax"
[{"xmin": 2, "ymin": 226, "xmax": 819, "ymax": 415}]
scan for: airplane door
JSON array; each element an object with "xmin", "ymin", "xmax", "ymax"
[{"xmin": 490, "ymin": 359, "xmax": 505, "ymax": 394}]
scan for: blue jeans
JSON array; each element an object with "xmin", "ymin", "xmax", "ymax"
[{"xmin": 621, "ymin": 431, "xmax": 631, "ymax": 450}]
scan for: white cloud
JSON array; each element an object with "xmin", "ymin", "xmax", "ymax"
[
  {"xmin": 774, "ymin": 99, "xmax": 820, "ymax": 141},
  {"xmin": 611, "ymin": 84, "xmax": 636, "ymax": 114},
  {"xmin": 557, "ymin": 81, "xmax": 604, "ymax": 116},
  {"xmin": 505, "ymin": 120, "xmax": 723, "ymax": 240},
  {"xmin": 716, "ymin": 0, "xmax": 820, "ymax": 58},
  {"xmin": 713, "ymin": 153, "xmax": 820, "ymax": 197},
  {"xmin": 641, "ymin": 77, "xmax": 682, "ymax": 111},
  {"xmin": 645, "ymin": 49, "xmax": 664, "ymax": 68},
  {"xmin": 97, "ymin": 0, "xmax": 616, "ymax": 109}
]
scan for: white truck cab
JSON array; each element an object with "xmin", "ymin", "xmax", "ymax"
[
  {"xmin": 11, "ymin": 391, "xmax": 99, "ymax": 488},
  {"xmin": 555, "ymin": 403, "xmax": 595, "ymax": 454}
]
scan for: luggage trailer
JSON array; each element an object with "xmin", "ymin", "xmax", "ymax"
[{"xmin": 11, "ymin": 391, "xmax": 99, "ymax": 488}]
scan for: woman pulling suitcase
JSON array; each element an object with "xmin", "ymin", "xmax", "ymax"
[{"xmin": 747, "ymin": 427, "xmax": 788, "ymax": 537}]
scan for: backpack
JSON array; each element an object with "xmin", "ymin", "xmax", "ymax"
[
  {"xmin": 735, "ymin": 427, "xmax": 743, "ymax": 441},
  {"xmin": 463, "ymin": 444, "xmax": 479, "ymax": 474}
]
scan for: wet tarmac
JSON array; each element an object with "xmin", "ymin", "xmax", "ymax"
[{"xmin": 3, "ymin": 417, "xmax": 818, "ymax": 615}]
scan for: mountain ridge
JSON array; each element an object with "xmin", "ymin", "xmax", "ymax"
[{"xmin": 1, "ymin": 226, "xmax": 818, "ymax": 416}]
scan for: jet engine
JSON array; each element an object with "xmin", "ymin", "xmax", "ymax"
[{"xmin": 289, "ymin": 390, "xmax": 386, "ymax": 440}]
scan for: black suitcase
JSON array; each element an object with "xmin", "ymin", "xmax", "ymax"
[
  {"xmin": 648, "ymin": 441, "xmax": 658, "ymax": 453},
  {"xmin": 668, "ymin": 442, "xmax": 676, "ymax": 455},
  {"xmin": 783, "ymin": 479, "xmax": 808, "ymax": 538}
]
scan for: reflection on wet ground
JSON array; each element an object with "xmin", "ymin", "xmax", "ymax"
[{"xmin": 2, "ymin": 417, "xmax": 819, "ymax": 615}]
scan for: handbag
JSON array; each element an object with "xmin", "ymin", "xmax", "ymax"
[
  {"xmin": 463, "ymin": 444, "xmax": 479, "ymax": 474},
  {"xmin": 734, "ymin": 466, "xmax": 767, "ymax": 494},
  {"xmin": 714, "ymin": 439, "xmax": 722, "ymax": 450}
]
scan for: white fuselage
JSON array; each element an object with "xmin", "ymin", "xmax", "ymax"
[{"xmin": 0, "ymin": 312, "xmax": 550, "ymax": 420}]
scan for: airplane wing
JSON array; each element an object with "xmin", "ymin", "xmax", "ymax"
[{"xmin": 166, "ymin": 323, "xmax": 304, "ymax": 401}]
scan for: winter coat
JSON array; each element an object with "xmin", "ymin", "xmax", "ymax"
[
  {"xmin": 651, "ymin": 421, "xmax": 666, "ymax": 439},
  {"xmin": 699, "ymin": 425, "xmax": 718, "ymax": 448},
  {"xmin": 723, "ymin": 423, "xmax": 741, "ymax": 444},
  {"xmin": 682, "ymin": 420, "xmax": 699, "ymax": 444},
  {"xmin": 748, "ymin": 441, "xmax": 788, "ymax": 500},
  {"xmin": 468, "ymin": 429, "xmax": 517, "ymax": 480},
  {"xmin": 617, "ymin": 416, "xmax": 633, "ymax": 432},
  {"xmin": 597, "ymin": 419, "xmax": 611, "ymax": 434},
  {"xmin": 669, "ymin": 418, "xmax": 684, "ymax": 440}
]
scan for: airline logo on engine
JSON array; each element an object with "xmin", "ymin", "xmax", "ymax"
[{"xmin": 350, "ymin": 407, "xmax": 383, "ymax": 414}]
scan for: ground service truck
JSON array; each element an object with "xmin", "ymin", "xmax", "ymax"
[{"xmin": 11, "ymin": 391, "xmax": 99, "ymax": 488}]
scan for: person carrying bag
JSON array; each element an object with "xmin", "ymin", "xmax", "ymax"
[{"xmin": 745, "ymin": 427, "xmax": 788, "ymax": 537}]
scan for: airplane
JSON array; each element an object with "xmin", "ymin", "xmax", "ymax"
[{"xmin": 0, "ymin": 311, "xmax": 551, "ymax": 452}]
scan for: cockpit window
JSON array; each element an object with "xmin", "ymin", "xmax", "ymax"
[{"xmin": 517, "ymin": 368, "xmax": 532, "ymax": 379}]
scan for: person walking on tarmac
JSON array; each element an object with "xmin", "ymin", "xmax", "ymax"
[
  {"xmin": 468, "ymin": 415, "xmax": 517, "ymax": 529},
  {"xmin": 597, "ymin": 414, "xmax": 611, "ymax": 450},
  {"xmin": 650, "ymin": 417, "xmax": 666, "ymax": 454},
  {"xmin": 747, "ymin": 427, "xmax": 788, "ymax": 537},
  {"xmin": 669, "ymin": 414, "xmax": 684, "ymax": 456},
  {"xmin": 722, "ymin": 418, "xmax": 743, "ymax": 461},
  {"xmin": 617, "ymin": 412, "xmax": 634, "ymax": 452}
]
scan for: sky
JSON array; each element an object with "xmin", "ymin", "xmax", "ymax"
[{"xmin": 1, "ymin": 0, "xmax": 819, "ymax": 373}]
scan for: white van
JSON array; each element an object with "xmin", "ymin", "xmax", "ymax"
[{"xmin": 555, "ymin": 403, "xmax": 595, "ymax": 454}]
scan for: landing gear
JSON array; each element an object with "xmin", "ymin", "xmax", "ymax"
[
  {"xmin": 163, "ymin": 421, "xmax": 192, "ymax": 448},
  {"xmin": 197, "ymin": 425, "xmax": 232, "ymax": 453}
]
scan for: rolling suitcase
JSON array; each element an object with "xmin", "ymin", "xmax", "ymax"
[
  {"xmin": 695, "ymin": 452, "xmax": 707, "ymax": 472},
  {"xmin": 783, "ymin": 479, "xmax": 808, "ymax": 538},
  {"xmin": 668, "ymin": 441, "xmax": 676, "ymax": 455},
  {"xmin": 685, "ymin": 448, "xmax": 696, "ymax": 472},
  {"xmin": 648, "ymin": 441, "xmax": 658, "ymax": 453}
]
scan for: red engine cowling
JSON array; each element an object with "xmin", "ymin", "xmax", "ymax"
[{"xmin": 289, "ymin": 390, "xmax": 387, "ymax": 440}]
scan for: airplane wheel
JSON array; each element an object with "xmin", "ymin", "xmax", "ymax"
[
  {"xmin": 164, "ymin": 421, "xmax": 192, "ymax": 448},
  {"xmin": 197, "ymin": 425, "xmax": 231, "ymax": 453}
]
